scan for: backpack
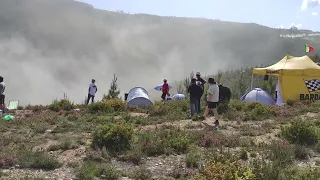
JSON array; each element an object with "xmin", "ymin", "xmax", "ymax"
[{"xmin": 219, "ymin": 85, "xmax": 231, "ymax": 102}]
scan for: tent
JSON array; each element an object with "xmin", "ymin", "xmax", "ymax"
[
  {"xmin": 240, "ymin": 88, "xmax": 275, "ymax": 105},
  {"xmin": 252, "ymin": 55, "xmax": 320, "ymax": 103},
  {"xmin": 126, "ymin": 87, "xmax": 153, "ymax": 107},
  {"xmin": 172, "ymin": 94, "xmax": 185, "ymax": 100}
]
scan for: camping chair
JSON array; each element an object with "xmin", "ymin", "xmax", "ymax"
[{"xmin": 7, "ymin": 100, "xmax": 19, "ymax": 110}]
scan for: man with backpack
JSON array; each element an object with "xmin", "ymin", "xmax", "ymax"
[
  {"xmin": 218, "ymin": 83, "xmax": 231, "ymax": 103},
  {"xmin": 196, "ymin": 72, "xmax": 206, "ymax": 113}
]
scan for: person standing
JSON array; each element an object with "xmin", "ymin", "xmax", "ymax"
[
  {"xmin": 86, "ymin": 79, "xmax": 97, "ymax": 105},
  {"xmin": 161, "ymin": 79, "xmax": 170, "ymax": 101},
  {"xmin": 0, "ymin": 76, "xmax": 5, "ymax": 112},
  {"xmin": 203, "ymin": 78, "xmax": 220, "ymax": 126},
  {"xmin": 188, "ymin": 78, "xmax": 202, "ymax": 117},
  {"xmin": 196, "ymin": 72, "xmax": 206, "ymax": 112}
]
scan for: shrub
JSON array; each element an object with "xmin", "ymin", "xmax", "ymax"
[
  {"xmin": 229, "ymin": 100, "xmax": 244, "ymax": 111},
  {"xmin": 0, "ymin": 156, "xmax": 18, "ymax": 168},
  {"xmin": 130, "ymin": 166, "xmax": 152, "ymax": 180},
  {"xmin": 48, "ymin": 99, "xmax": 75, "ymax": 112},
  {"xmin": 196, "ymin": 158, "xmax": 253, "ymax": 180},
  {"xmin": 119, "ymin": 147, "xmax": 143, "ymax": 165},
  {"xmin": 199, "ymin": 135, "xmax": 221, "ymax": 148},
  {"xmin": 104, "ymin": 98, "xmax": 127, "ymax": 111},
  {"xmin": 286, "ymin": 99, "xmax": 296, "ymax": 106},
  {"xmin": 25, "ymin": 105, "xmax": 47, "ymax": 112},
  {"xmin": 294, "ymin": 144, "xmax": 310, "ymax": 160},
  {"xmin": 267, "ymin": 140, "xmax": 295, "ymax": 167},
  {"xmin": 245, "ymin": 102, "xmax": 274, "ymax": 120},
  {"xmin": 87, "ymin": 101, "xmax": 114, "ymax": 113},
  {"xmin": 136, "ymin": 126, "xmax": 195, "ymax": 156},
  {"xmin": 281, "ymin": 119, "xmax": 319, "ymax": 146},
  {"xmin": 217, "ymin": 101, "xmax": 230, "ymax": 114},
  {"xmin": 18, "ymin": 151, "xmax": 62, "ymax": 170},
  {"xmin": 315, "ymin": 142, "xmax": 320, "ymax": 153},
  {"xmin": 149, "ymin": 100, "xmax": 188, "ymax": 117},
  {"xmin": 92, "ymin": 122, "xmax": 134, "ymax": 152},
  {"xmin": 77, "ymin": 162, "xmax": 120, "ymax": 180},
  {"xmin": 185, "ymin": 145, "xmax": 201, "ymax": 168},
  {"xmin": 239, "ymin": 149, "xmax": 248, "ymax": 160}
]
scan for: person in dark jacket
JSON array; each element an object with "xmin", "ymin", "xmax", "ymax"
[
  {"xmin": 218, "ymin": 83, "xmax": 231, "ymax": 102},
  {"xmin": 196, "ymin": 72, "xmax": 206, "ymax": 112},
  {"xmin": 188, "ymin": 78, "xmax": 202, "ymax": 117},
  {"xmin": 0, "ymin": 76, "xmax": 5, "ymax": 112}
]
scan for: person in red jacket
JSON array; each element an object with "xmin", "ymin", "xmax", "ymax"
[{"xmin": 161, "ymin": 79, "xmax": 170, "ymax": 100}]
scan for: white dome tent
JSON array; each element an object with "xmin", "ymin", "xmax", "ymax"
[
  {"xmin": 126, "ymin": 87, "xmax": 153, "ymax": 107},
  {"xmin": 240, "ymin": 88, "xmax": 275, "ymax": 105}
]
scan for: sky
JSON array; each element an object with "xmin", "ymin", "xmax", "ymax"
[{"xmin": 78, "ymin": 0, "xmax": 320, "ymax": 31}]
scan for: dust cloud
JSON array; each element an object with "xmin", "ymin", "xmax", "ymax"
[{"xmin": 1, "ymin": 0, "xmax": 311, "ymax": 105}]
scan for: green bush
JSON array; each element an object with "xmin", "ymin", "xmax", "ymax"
[
  {"xmin": 229, "ymin": 100, "xmax": 244, "ymax": 111},
  {"xmin": 286, "ymin": 99, "xmax": 296, "ymax": 106},
  {"xmin": 130, "ymin": 166, "xmax": 152, "ymax": 180},
  {"xmin": 77, "ymin": 162, "xmax": 120, "ymax": 180},
  {"xmin": 149, "ymin": 100, "xmax": 188, "ymax": 117},
  {"xmin": 92, "ymin": 122, "xmax": 134, "ymax": 152},
  {"xmin": 246, "ymin": 102, "xmax": 274, "ymax": 120},
  {"xmin": 294, "ymin": 144, "xmax": 310, "ymax": 160},
  {"xmin": 267, "ymin": 140, "xmax": 295, "ymax": 167},
  {"xmin": 104, "ymin": 98, "xmax": 127, "ymax": 111},
  {"xmin": 18, "ymin": 151, "xmax": 62, "ymax": 170},
  {"xmin": 185, "ymin": 145, "xmax": 201, "ymax": 168},
  {"xmin": 136, "ymin": 126, "xmax": 194, "ymax": 156},
  {"xmin": 87, "ymin": 101, "xmax": 114, "ymax": 113},
  {"xmin": 48, "ymin": 99, "xmax": 75, "ymax": 112},
  {"xmin": 281, "ymin": 119, "xmax": 319, "ymax": 146},
  {"xmin": 227, "ymin": 101, "xmax": 274, "ymax": 121}
]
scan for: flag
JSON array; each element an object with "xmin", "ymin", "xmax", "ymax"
[
  {"xmin": 304, "ymin": 79, "xmax": 320, "ymax": 92},
  {"xmin": 305, "ymin": 44, "xmax": 314, "ymax": 53}
]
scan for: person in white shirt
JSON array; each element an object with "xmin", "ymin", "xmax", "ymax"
[
  {"xmin": 203, "ymin": 78, "xmax": 220, "ymax": 126},
  {"xmin": 86, "ymin": 79, "xmax": 97, "ymax": 104}
]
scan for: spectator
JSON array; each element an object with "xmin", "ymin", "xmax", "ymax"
[
  {"xmin": 218, "ymin": 83, "xmax": 231, "ymax": 102},
  {"xmin": 196, "ymin": 72, "xmax": 206, "ymax": 112},
  {"xmin": 0, "ymin": 76, "xmax": 5, "ymax": 112},
  {"xmin": 161, "ymin": 79, "xmax": 170, "ymax": 100},
  {"xmin": 86, "ymin": 79, "xmax": 97, "ymax": 104},
  {"xmin": 188, "ymin": 78, "xmax": 202, "ymax": 117},
  {"xmin": 203, "ymin": 78, "xmax": 220, "ymax": 126}
]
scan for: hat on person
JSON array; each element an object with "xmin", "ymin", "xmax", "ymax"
[{"xmin": 208, "ymin": 78, "xmax": 215, "ymax": 84}]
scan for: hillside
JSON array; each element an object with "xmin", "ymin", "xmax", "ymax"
[
  {"xmin": 0, "ymin": 99, "xmax": 320, "ymax": 179},
  {"xmin": 0, "ymin": 0, "xmax": 319, "ymax": 105}
]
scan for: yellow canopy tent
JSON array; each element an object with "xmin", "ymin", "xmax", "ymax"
[{"xmin": 252, "ymin": 55, "xmax": 320, "ymax": 103}]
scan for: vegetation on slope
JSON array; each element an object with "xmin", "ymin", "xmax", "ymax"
[{"xmin": 0, "ymin": 95, "xmax": 320, "ymax": 179}]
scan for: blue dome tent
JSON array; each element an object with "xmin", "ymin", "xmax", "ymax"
[
  {"xmin": 240, "ymin": 88, "xmax": 275, "ymax": 105},
  {"xmin": 172, "ymin": 94, "xmax": 185, "ymax": 100},
  {"xmin": 126, "ymin": 87, "xmax": 153, "ymax": 107}
]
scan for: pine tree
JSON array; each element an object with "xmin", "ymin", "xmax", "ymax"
[{"xmin": 103, "ymin": 74, "xmax": 121, "ymax": 100}]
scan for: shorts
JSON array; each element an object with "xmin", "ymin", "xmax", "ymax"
[
  {"xmin": 0, "ymin": 94, "xmax": 5, "ymax": 104},
  {"xmin": 207, "ymin": 101, "xmax": 218, "ymax": 109}
]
